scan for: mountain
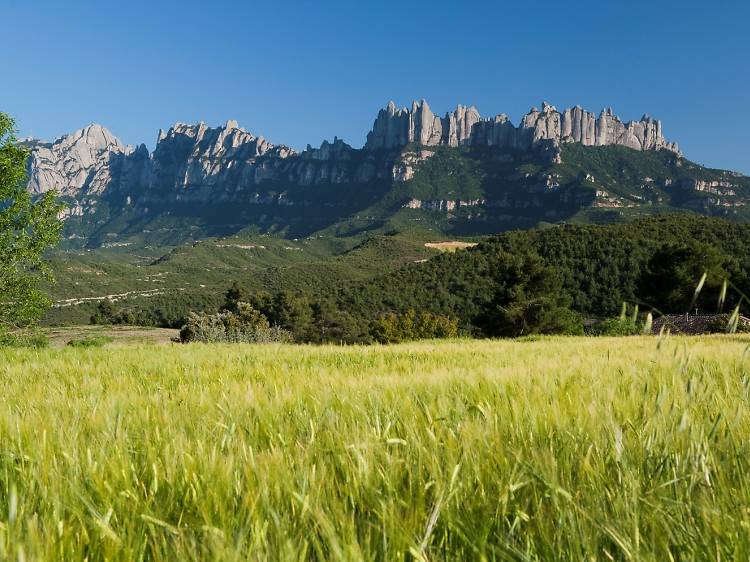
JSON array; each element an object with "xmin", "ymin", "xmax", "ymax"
[
  {"xmin": 23, "ymin": 100, "xmax": 749, "ymax": 247},
  {"xmin": 366, "ymin": 100, "xmax": 680, "ymax": 158}
]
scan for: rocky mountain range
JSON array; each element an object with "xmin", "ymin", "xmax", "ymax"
[
  {"xmin": 25, "ymin": 100, "xmax": 681, "ymax": 198},
  {"xmin": 21, "ymin": 100, "xmax": 747, "ymax": 246},
  {"xmin": 366, "ymin": 101, "xmax": 680, "ymax": 160}
]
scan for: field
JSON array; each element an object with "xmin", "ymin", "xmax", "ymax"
[
  {"xmin": 1, "ymin": 336, "xmax": 749, "ymax": 560},
  {"xmin": 423, "ymin": 241, "xmax": 479, "ymax": 252},
  {"xmin": 44, "ymin": 325, "xmax": 179, "ymax": 347}
]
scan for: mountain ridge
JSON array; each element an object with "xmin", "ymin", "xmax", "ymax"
[
  {"xmin": 20, "ymin": 99, "xmax": 747, "ymax": 247},
  {"xmin": 25, "ymin": 100, "xmax": 683, "ymax": 198}
]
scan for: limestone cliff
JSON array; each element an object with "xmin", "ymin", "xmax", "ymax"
[
  {"xmin": 365, "ymin": 100, "xmax": 680, "ymax": 161},
  {"xmin": 24, "ymin": 121, "xmax": 391, "ymax": 211},
  {"xmin": 146, "ymin": 122, "xmax": 383, "ymax": 203},
  {"xmin": 25, "ymin": 124, "xmax": 134, "ymax": 197}
]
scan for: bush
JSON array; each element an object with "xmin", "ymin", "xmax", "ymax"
[
  {"xmin": 180, "ymin": 302, "xmax": 292, "ymax": 343},
  {"xmin": 588, "ymin": 318, "xmax": 641, "ymax": 336},
  {"xmin": 371, "ymin": 310, "xmax": 459, "ymax": 343},
  {"xmin": 0, "ymin": 329, "xmax": 49, "ymax": 348},
  {"xmin": 547, "ymin": 309, "xmax": 585, "ymax": 336}
]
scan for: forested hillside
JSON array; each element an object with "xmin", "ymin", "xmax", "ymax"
[
  {"xmin": 335, "ymin": 215, "xmax": 750, "ymax": 331},
  {"xmin": 85, "ymin": 214, "xmax": 750, "ymax": 343}
]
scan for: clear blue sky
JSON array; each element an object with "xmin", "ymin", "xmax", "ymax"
[{"xmin": 2, "ymin": 0, "xmax": 749, "ymax": 173}]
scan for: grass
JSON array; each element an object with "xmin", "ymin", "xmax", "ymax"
[
  {"xmin": 1, "ymin": 336, "xmax": 749, "ymax": 560},
  {"xmin": 44, "ymin": 325, "xmax": 179, "ymax": 347},
  {"xmin": 65, "ymin": 335, "xmax": 115, "ymax": 348}
]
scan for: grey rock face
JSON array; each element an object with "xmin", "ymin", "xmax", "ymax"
[
  {"xmin": 365, "ymin": 100, "xmax": 681, "ymax": 160},
  {"xmin": 149, "ymin": 120, "xmax": 295, "ymax": 198},
  {"xmin": 393, "ymin": 149, "xmax": 435, "ymax": 182},
  {"xmin": 25, "ymin": 121, "xmax": 380, "ymax": 209},
  {"xmin": 446, "ymin": 105, "xmax": 481, "ymax": 147},
  {"xmin": 26, "ymin": 124, "xmax": 133, "ymax": 197},
  {"xmin": 366, "ymin": 100, "xmax": 483, "ymax": 149},
  {"xmin": 404, "ymin": 198, "xmax": 485, "ymax": 211},
  {"xmin": 147, "ymin": 121, "xmax": 381, "ymax": 200},
  {"xmin": 471, "ymin": 114, "xmax": 517, "ymax": 148}
]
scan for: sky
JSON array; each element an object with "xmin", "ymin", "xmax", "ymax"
[{"xmin": 2, "ymin": 0, "xmax": 749, "ymax": 173}]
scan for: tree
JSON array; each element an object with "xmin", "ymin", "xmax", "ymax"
[
  {"xmin": 475, "ymin": 252, "xmax": 583, "ymax": 337},
  {"xmin": 90, "ymin": 299, "xmax": 119, "ymax": 325},
  {"xmin": 263, "ymin": 291, "xmax": 314, "ymax": 342},
  {"xmin": 309, "ymin": 299, "xmax": 362, "ymax": 343},
  {"xmin": 220, "ymin": 281, "xmax": 246, "ymax": 314},
  {"xmin": 637, "ymin": 242, "xmax": 742, "ymax": 313},
  {"xmin": 0, "ymin": 113, "xmax": 63, "ymax": 332}
]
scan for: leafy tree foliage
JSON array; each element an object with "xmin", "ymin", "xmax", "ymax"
[
  {"xmin": 90, "ymin": 299, "xmax": 126, "ymax": 325},
  {"xmin": 637, "ymin": 242, "xmax": 742, "ymax": 313},
  {"xmin": 210, "ymin": 248, "xmax": 583, "ymax": 343},
  {"xmin": 331, "ymin": 246, "xmax": 585, "ymax": 340},
  {"xmin": 220, "ymin": 281, "xmax": 246, "ymax": 314},
  {"xmin": 473, "ymin": 252, "xmax": 582, "ymax": 337},
  {"xmin": 324, "ymin": 215, "xmax": 750, "ymax": 341},
  {"xmin": 486, "ymin": 215, "xmax": 750, "ymax": 315},
  {"xmin": 180, "ymin": 302, "xmax": 291, "ymax": 343},
  {"xmin": 0, "ymin": 113, "xmax": 63, "ymax": 331},
  {"xmin": 588, "ymin": 317, "xmax": 642, "ymax": 336},
  {"xmin": 90, "ymin": 299, "xmax": 173, "ymax": 327}
]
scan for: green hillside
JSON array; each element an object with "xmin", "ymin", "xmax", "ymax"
[
  {"xmin": 42, "ymin": 231, "xmax": 436, "ymax": 326},
  {"xmin": 45, "ymin": 214, "xmax": 750, "ymax": 346}
]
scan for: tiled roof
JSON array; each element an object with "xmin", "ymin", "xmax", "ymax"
[{"xmin": 651, "ymin": 314, "xmax": 750, "ymax": 335}]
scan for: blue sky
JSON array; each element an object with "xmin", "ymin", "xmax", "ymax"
[{"xmin": 2, "ymin": 0, "xmax": 749, "ymax": 173}]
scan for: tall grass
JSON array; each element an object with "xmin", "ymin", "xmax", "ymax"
[{"xmin": 0, "ymin": 337, "xmax": 749, "ymax": 560}]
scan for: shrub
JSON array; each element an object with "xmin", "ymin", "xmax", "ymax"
[
  {"xmin": 180, "ymin": 302, "xmax": 292, "ymax": 343},
  {"xmin": 90, "ymin": 299, "xmax": 118, "ymax": 325},
  {"xmin": 371, "ymin": 310, "xmax": 459, "ymax": 343},
  {"xmin": 0, "ymin": 329, "xmax": 49, "ymax": 348},
  {"xmin": 588, "ymin": 318, "xmax": 641, "ymax": 336}
]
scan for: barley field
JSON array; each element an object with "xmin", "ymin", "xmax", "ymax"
[{"xmin": 1, "ymin": 336, "xmax": 749, "ymax": 561}]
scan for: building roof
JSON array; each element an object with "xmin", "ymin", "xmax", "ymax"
[{"xmin": 651, "ymin": 313, "xmax": 750, "ymax": 335}]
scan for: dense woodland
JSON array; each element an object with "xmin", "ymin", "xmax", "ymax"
[
  {"xmin": 352, "ymin": 213, "xmax": 750, "ymax": 321},
  {"xmin": 91, "ymin": 214, "xmax": 750, "ymax": 343}
]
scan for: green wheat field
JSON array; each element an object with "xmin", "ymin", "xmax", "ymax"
[{"xmin": 1, "ymin": 336, "xmax": 749, "ymax": 560}]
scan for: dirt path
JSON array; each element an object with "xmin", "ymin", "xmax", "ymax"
[{"xmin": 54, "ymin": 288, "xmax": 186, "ymax": 308}]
